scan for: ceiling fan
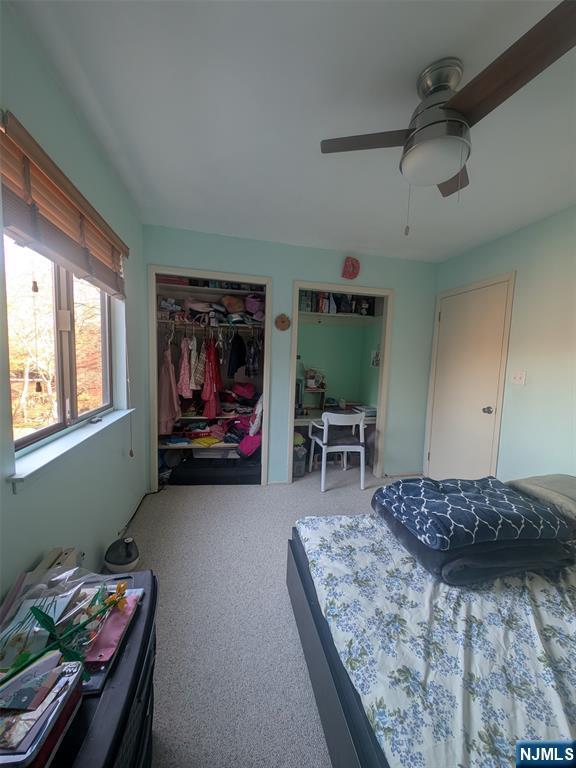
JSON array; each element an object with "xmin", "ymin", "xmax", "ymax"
[{"xmin": 321, "ymin": 0, "xmax": 576, "ymax": 197}]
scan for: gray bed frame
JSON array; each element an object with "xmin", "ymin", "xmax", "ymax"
[{"xmin": 286, "ymin": 531, "xmax": 389, "ymax": 768}]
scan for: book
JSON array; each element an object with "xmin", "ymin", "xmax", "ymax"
[
  {"xmin": 0, "ymin": 661, "xmax": 82, "ymax": 755},
  {"xmin": 0, "ymin": 653, "xmax": 61, "ymax": 712},
  {"xmin": 0, "ymin": 594, "xmax": 77, "ymax": 674},
  {"xmin": 25, "ymin": 685, "xmax": 81, "ymax": 768}
]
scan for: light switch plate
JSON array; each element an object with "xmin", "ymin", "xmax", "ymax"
[{"xmin": 511, "ymin": 370, "xmax": 526, "ymax": 386}]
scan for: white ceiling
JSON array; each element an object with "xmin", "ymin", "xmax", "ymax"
[{"xmin": 17, "ymin": 0, "xmax": 576, "ymax": 261}]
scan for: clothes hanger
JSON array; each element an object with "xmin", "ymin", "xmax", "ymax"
[
  {"xmin": 216, "ymin": 327, "xmax": 224, "ymax": 363},
  {"xmin": 166, "ymin": 321, "xmax": 175, "ymax": 349}
]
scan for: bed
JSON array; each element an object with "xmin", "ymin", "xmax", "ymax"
[{"xmin": 287, "ymin": 509, "xmax": 576, "ymax": 768}]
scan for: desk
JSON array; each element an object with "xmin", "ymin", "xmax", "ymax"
[
  {"xmin": 293, "ymin": 410, "xmax": 377, "ymax": 470},
  {"xmin": 294, "ymin": 411, "xmax": 377, "ymax": 427}
]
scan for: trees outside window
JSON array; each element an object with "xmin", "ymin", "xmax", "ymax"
[{"xmin": 4, "ymin": 234, "xmax": 111, "ymax": 448}]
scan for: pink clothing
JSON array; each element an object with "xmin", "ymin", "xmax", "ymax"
[
  {"xmin": 177, "ymin": 338, "xmax": 193, "ymax": 398},
  {"xmin": 209, "ymin": 422, "xmax": 227, "ymax": 441},
  {"xmin": 192, "ymin": 340, "xmax": 206, "ymax": 389},
  {"xmin": 238, "ymin": 433, "xmax": 261, "ymax": 457},
  {"xmin": 158, "ymin": 348, "xmax": 181, "ymax": 434},
  {"xmin": 201, "ymin": 339, "xmax": 223, "ymax": 419},
  {"xmin": 189, "ymin": 336, "xmax": 201, "ymax": 391}
]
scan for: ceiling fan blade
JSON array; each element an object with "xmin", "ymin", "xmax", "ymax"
[
  {"xmin": 321, "ymin": 129, "xmax": 409, "ymax": 154},
  {"xmin": 445, "ymin": 0, "xmax": 576, "ymax": 126},
  {"xmin": 437, "ymin": 166, "xmax": 469, "ymax": 197}
]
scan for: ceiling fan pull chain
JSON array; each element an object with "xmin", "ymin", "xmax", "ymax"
[
  {"xmin": 404, "ymin": 183, "xmax": 412, "ymax": 236},
  {"xmin": 457, "ymin": 143, "xmax": 464, "ymax": 203}
]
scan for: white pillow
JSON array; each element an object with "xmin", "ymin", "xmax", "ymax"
[{"xmin": 507, "ymin": 474, "xmax": 576, "ymax": 522}]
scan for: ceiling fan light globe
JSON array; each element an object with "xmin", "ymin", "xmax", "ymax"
[{"xmin": 400, "ymin": 135, "xmax": 470, "ymax": 187}]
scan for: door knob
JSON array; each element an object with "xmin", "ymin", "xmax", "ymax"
[{"xmin": 482, "ymin": 406, "xmax": 494, "ymax": 414}]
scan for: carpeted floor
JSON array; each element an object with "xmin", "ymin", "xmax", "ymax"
[{"xmin": 128, "ymin": 465, "xmax": 387, "ymax": 768}]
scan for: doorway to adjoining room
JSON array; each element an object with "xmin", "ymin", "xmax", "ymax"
[{"xmin": 288, "ymin": 281, "xmax": 392, "ymax": 486}]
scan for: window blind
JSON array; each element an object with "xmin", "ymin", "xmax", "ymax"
[{"xmin": 0, "ymin": 111, "xmax": 128, "ymax": 297}]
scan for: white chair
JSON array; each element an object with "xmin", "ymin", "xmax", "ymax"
[{"xmin": 308, "ymin": 411, "xmax": 366, "ymax": 492}]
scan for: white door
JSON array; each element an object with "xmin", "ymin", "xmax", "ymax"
[{"xmin": 427, "ymin": 279, "xmax": 512, "ymax": 479}]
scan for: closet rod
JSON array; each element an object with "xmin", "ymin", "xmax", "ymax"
[{"xmin": 158, "ymin": 320, "xmax": 262, "ymax": 333}]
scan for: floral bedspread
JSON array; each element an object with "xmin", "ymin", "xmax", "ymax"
[{"xmin": 295, "ymin": 514, "xmax": 576, "ymax": 768}]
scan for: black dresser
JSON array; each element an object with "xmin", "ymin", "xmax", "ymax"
[{"xmin": 54, "ymin": 570, "xmax": 158, "ymax": 768}]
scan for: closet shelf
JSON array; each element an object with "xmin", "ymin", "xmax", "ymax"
[
  {"xmin": 301, "ymin": 311, "xmax": 374, "ymax": 317},
  {"xmin": 158, "ymin": 442, "xmax": 236, "ymax": 450},
  {"xmin": 299, "ymin": 311, "xmax": 377, "ymax": 321},
  {"xmin": 158, "ymin": 320, "xmax": 262, "ymax": 331},
  {"xmin": 177, "ymin": 414, "xmax": 245, "ymax": 420},
  {"xmin": 157, "ymin": 283, "xmax": 265, "ymax": 297}
]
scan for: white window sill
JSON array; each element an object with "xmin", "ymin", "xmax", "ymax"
[{"xmin": 7, "ymin": 409, "xmax": 134, "ymax": 493}]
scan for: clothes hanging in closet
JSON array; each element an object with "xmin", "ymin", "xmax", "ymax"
[
  {"xmin": 158, "ymin": 345, "xmax": 181, "ymax": 434},
  {"xmin": 202, "ymin": 338, "xmax": 223, "ymax": 418},
  {"xmin": 245, "ymin": 336, "xmax": 260, "ymax": 378},
  {"xmin": 188, "ymin": 335, "xmax": 201, "ymax": 391},
  {"xmin": 177, "ymin": 338, "xmax": 193, "ymax": 398},
  {"xmin": 192, "ymin": 339, "xmax": 206, "ymax": 388},
  {"xmin": 227, "ymin": 333, "xmax": 246, "ymax": 378}
]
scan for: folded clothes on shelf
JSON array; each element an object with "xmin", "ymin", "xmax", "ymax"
[
  {"xmin": 190, "ymin": 436, "xmax": 220, "ymax": 447},
  {"xmin": 185, "ymin": 428, "xmax": 211, "ymax": 439},
  {"xmin": 163, "ymin": 435, "xmax": 191, "ymax": 445},
  {"xmin": 209, "ymin": 423, "xmax": 227, "ymax": 441}
]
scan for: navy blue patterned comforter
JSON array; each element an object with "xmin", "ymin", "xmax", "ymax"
[{"xmin": 373, "ymin": 476, "xmax": 576, "ymax": 551}]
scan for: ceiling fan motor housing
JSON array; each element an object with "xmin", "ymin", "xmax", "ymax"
[{"xmin": 400, "ymin": 58, "xmax": 471, "ymax": 186}]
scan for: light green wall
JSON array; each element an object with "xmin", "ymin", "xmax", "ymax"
[
  {"xmin": 145, "ymin": 225, "xmax": 437, "ymax": 481},
  {"xmin": 0, "ymin": 4, "xmax": 148, "ymax": 593},
  {"xmin": 297, "ymin": 320, "xmax": 371, "ymax": 404},
  {"xmin": 360, "ymin": 320, "xmax": 382, "ymax": 407},
  {"xmin": 296, "ymin": 318, "xmax": 382, "ymax": 407},
  {"xmin": 437, "ymin": 206, "xmax": 576, "ymax": 480}
]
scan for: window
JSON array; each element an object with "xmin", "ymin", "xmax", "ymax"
[
  {"xmin": 5, "ymin": 234, "xmax": 112, "ymax": 448},
  {"xmin": 1, "ymin": 111, "xmax": 128, "ymax": 449},
  {"xmin": 5, "ymin": 237, "xmax": 59, "ymax": 442},
  {"xmin": 73, "ymin": 275, "xmax": 110, "ymax": 417}
]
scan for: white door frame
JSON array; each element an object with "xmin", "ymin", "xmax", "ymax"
[
  {"xmin": 423, "ymin": 272, "xmax": 516, "ymax": 477},
  {"xmin": 287, "ymin": 281, "xmax": 394, "ymax": 480},
  {"xmin": 148, "ymin": 264, "xmax": 273, "ymax": 491}
]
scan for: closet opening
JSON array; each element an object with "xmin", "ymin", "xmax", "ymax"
[
  {"xmin": 288, "ymin": 281, "xmax": 393, "ymax": 482},
  {"xmin": 148, "ymin": 267, "xmax": 271, "ymax": 490}
]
